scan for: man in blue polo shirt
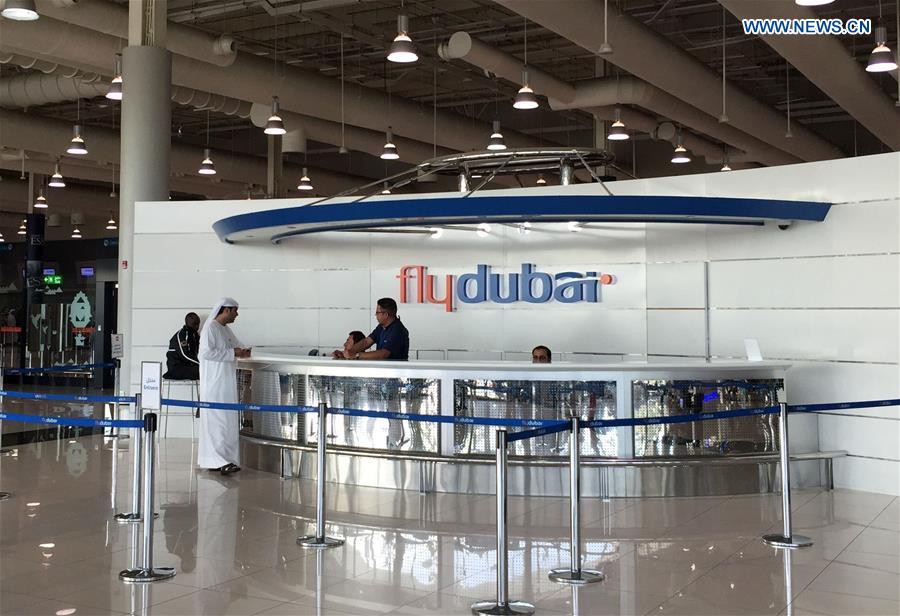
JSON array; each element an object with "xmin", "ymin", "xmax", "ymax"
[{"xmin": 343, "ymin": 297, "xmax": 409, "ymax": 361}]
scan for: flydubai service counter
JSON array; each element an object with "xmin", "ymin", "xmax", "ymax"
[{"xmin": 236, "ymin": 355, "xmax": 809, "ymax": 497}]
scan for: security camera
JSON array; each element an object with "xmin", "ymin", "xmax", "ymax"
[{"xmin": 777, "ymin": 222, "xmax": 792, "ymax": 231}]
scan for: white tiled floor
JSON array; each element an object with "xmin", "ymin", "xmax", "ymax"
[{"xmin": 0, "ymin": 436, "xmax": 897, "ymax": 616}]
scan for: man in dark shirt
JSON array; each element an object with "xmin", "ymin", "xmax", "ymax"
[
  {"xmin": 164, "ymin": 312, "xmax": 201, "ymax": 379},
  {"xmin": 343, "ymin": 298, "xmax": 409, "ymax": 361}
]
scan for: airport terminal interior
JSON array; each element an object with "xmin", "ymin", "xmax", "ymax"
[{"xmin": 0, "ymin": 1, "xmax": 899, "ymax": 615}]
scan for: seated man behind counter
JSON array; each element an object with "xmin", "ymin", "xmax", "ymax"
[
  {"xmin": 164, "ymin": 312, "xmax": 201, "ymax": 380},
  {"xmin": 343, "ymin": 298, "xmax": 409, "ymax": 361}
]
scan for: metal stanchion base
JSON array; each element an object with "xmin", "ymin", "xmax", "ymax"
[
  {"xmin": 470, "ymin": 600, "xmax": 536, "ymax": 615},
  {"xmin": 548, "ymin": 567, "xmax": 605, "ymax": 585},
  {"xmin": 0, "ymin": 492, "xmax": 10, "ymax": 501},
  {"xmin": 119, "ymin": 567, "xmax": 177, "ymax": 583},
  {"xmin": 114, "ymin": 512, "xmax": 159, "ymax": 524},
  {"xmin": 762, "ymin": 533, "xmax": 813, "ymax": 548},
  {"xmin": 297, "ymin": 535, "xmax": 344, "ymax": 549}
]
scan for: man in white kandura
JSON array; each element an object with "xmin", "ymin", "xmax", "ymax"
[{"xmin": 198, "ymin": 297, "xmax": 251, "ymax": 475}]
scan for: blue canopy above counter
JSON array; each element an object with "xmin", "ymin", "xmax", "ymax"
[{"xmin": 212, "ymin": 193, "xmax": 831, "ymax": 244}]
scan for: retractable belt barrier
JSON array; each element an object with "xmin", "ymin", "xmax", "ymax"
[
  {"xmin": 3, "ymin": 362, "xmax": 115, "ymax": 376},
  {"xmin": 0, "ymin": 389, "xmax": 135, "ymax": 404},
  {"xmin": 0, "ymin": 410, "xmax": 142, "ymax": 429}
]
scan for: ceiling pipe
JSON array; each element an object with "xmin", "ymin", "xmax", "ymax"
[
  {"xmin": 717, "ymin": 0, "xmax": 900, "ymax": 150},
  {"xmin": 439, "ymin": 31, "xmax": 799, "ymax": 167},
  {"xmin": 0, "ymin": 109, "xmax": 369, "ymax": 196},
  {"xmin": 0, "ymin": 16, "xmax": 545, "ymax": 156},
  {"xmin": 34, "ymin": 0, "xmax": 237, "ymax": 67},
  {"xmin": 0, "ymin": 52, "xmax": 69, "ymax": 74},
  {"xmin": 493, "ymin": 0, "xmax": 844, "ymax": 162}
]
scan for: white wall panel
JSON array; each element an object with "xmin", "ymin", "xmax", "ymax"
[
  {"xmin": 787, "ymin": 362, "xmax": 900, "ymax": 420},
  {"xmin": 646, "ymin": 262, "xmax": 705, "ymax": 308},
  {"xmin": 645, "ymin": 224, "xmax": 709, "ymax": 263},
  {"xmin": 710, "ymin": 255, "xmax": 899, "ymax": 308},
  {"xmin": 705, "ymin": 202, "xmax": 900, "ymax": 261},
  {"xmin": 832, "ymin": 456, "xmax": 900, "ymax": 495},
  {"xmin": 500, "ymin": 308, "xmax": 647, "ymax": 356},
  {"xmin": 710, "ymin": 309, "xmax": 898, "ymax": 363},
  {"xmin": 819, "ymin": 415, "xmax": 899, "ymax": 461},
  {"xmin": 646, "ymin": 310, "xmax": 706, "ymax": 357}
]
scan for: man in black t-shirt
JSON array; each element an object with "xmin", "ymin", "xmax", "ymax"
[
  {"xmin": 164, "ymin": 312, "xmax": 201, "ymax": 379},
  {"xmin": 343, "ymin": 298, "xmax": 409, "ymax": 361}
]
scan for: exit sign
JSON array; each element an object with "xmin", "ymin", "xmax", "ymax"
[{"xmin": 43, "ymin": 275, "xmax": 62, "ymax": 285}]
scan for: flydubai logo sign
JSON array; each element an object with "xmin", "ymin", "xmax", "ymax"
[{"xmin": 398, "ymin": 264, "xmax": 615, "ymax": 313}]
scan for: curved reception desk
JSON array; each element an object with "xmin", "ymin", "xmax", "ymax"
[{"xmin": 237, "ymin": 355, "xmax": 808, "ymax": 497}]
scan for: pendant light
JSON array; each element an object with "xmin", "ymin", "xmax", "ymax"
[
  {"xmin": 106, "ymin": 54, "xmax": 123, "ymax": 101},
  {"xmin": 198, "ymin": 148, "xmax": 216, "ymax": 175},
  {"xmin": 297, "ymin": 167, "xmax": 313, "ymax": 191},
  {"xmin": 106, "ymin": 214, "xmax": 118, "ymax": 230},
  {"xmin": 487, "ymin": 121, "xmax": 507, "ymax": 150},
  {"xmin": 514, "ymin": 18, "xmax": 539, "ymax": 110},
  {"xmin": 71, "ymin": 226, "xmax": 82, "ymax": 239},
  {"xmin": 1, "ymin": 0, "xmax": 39, "ymax": 21},
  {"xmin": 198, "ymin": 110, "xmax": 216, "ymax": 175},
  {"xmin": 18, "ymin": 220, "xmax": 26, "ymax": 235},
  {"xmin": 0, "ymin": 231, "xmax": 5, "ymax": 243},
  {"xmin": 607, "ymin": 108, "xmax": 629, "ymax": 140},
  {"xmin": 671, "ymin": 130, "xmax": 691, "ymax": 164},
  {"xmin": 33, "ymin": 189, "xmax": 48, "ymax": 209},
  {"xmin": 536, "ymin": 175, "xmax": 547, "ymax": 185},
  {"xmin": 381, "ymin": 127, "xmax": 399, "ymax": 160},
  {"xmin": 720, "ymin": 147, "xmax": 732, "ymax": 172},
  {"xmin": 598, "ymin": 0, "xmax": 614, "ymax": 54},
  {"xmin": 264, "ymin": 96, "xmax": 286, "ymax": 135},
  {"xmin": 867, "ymin": 26, "xmax": 898, "ymax": 72},
  {"xmin": 387, "ymin": 14, "xmax": 417, "ymax": 63},
  {"xmin": 67, "ymin": 124, "xmax": 88, "ymax": 155},
  {"xmin": 795, "ymin": 0, "xmax": 834, "ymax": 5},
  {"xmin": 49, "ymin": 161, "xmax": 65, "ymax": 188},
  {"xmin": 381, "ymin": 182, "xmax": 392, "ymax": 195}
]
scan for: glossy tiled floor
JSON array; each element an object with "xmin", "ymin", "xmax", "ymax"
[{"xmin": 0, "ymin": 436, "xmax": 897, "ymax": 616}]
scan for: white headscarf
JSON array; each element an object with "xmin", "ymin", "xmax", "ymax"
[{"xmin": 205, "ymin": 297, "xmax": 239, "ymax": 328}]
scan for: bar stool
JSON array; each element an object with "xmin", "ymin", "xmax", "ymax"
[{"xmin": 162, "ymin": 379, "xmax": 200, "ymax": 439}]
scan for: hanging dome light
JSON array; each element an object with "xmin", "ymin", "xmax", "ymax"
[
  {"xmin": 514, "ymin": 68, "xmax": 539, "ymax": 110},
  {"xmin": 795, "ymin": 0, "xmax": 835, "ymax": 5},
  {"xmin": 106, "ymin": 215, "xmax": 118, "ymax": 230},
  {"xmin": 66, "ymin": 124, "xmax": 88, "ymax": 155},
  {"xmin": 487, "ymin": 120, "xmax": 507, "ymax": 151},
  {"xmin": 1, "ymin": 0, "xmax": 39, "ymax": 21},
  {"xmin": 536, "ymin": 175, "xmax": 547, "ymax": 185},
  {"xmin": 866, "ymin": 26, "xmax": 898, "ymax": 73},
  {"xmin": 198, "ymin": 148, "xmax": 216, "ymax": 175},
  {"xmin": 106, "ymin": 55, "xmax": 123, "ymax": 100},
  {"xmin": 387, "ymin": 15, "xmax": 418, "ymax": 63},
  {"xmin": 71, "ymin": 226, "xmax": 82, "ymax": 239},
  {"xmin": 18, "ymin": 220, "xmax": 27, "ymax": 235},
  {"xmin": 381, "ymin": 127, "xmax": 399, "ymax": 160},
  {"xmin": 671, "ymin": 144, "xmax": 691, "ymax": 164},
  {"xmin": 264, "ymin": 96, "xmax": 286, "ymax": 135},
  {"xmin": 297, "ymin": 167, "xmax": 313, "ymax": 191},
  {"xmin": 49, "ymin": 162, "xmax": 65, "ymax": 188},
  {"xmin": 381, "ymin": 182, "xmax": 392, "ymax": 195},
  {"xmin": 0, "ymin": 231, "xmax": 5, "ymax": 243},
  {"xmin": 33, "ymin": 190, "xmax": 48, "ymax": 209},
  {"xmin": 721, "ymin": 149, "xmax": 732, "ymax": 172},
  {"xmin": 608, "ymin": 108, "xmax": 629, "ymax": 141}
]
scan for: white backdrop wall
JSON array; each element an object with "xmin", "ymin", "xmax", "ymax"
[{"xmin": 132, "ymin": 152, "xmax": 900, "ymax": 495}]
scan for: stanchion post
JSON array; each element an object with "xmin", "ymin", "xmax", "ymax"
[
  {"xmin": 549, "ymin": 417, "xmax": 603, "ymax": 585},
  {"xmin": 112, "ymin": 359, "xmax": 121, "ymax": 438},
  {"xmin": 471, "ymin": 429, "xmax": 535, "ymax": 616},
  {"xmin": 115, "ymin": 393, "xmax": 144, "ymax": 523},
  {"xmin": 119, "ymin": 412, "xmax": 176, "ymax": 582},
  {"xmin": 763, "ymin": 402, "xmax": 812, "ymax": 548},
  {"xmin": 298, "ymin": 403, "xmax": 344, "ymax": 549}
]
